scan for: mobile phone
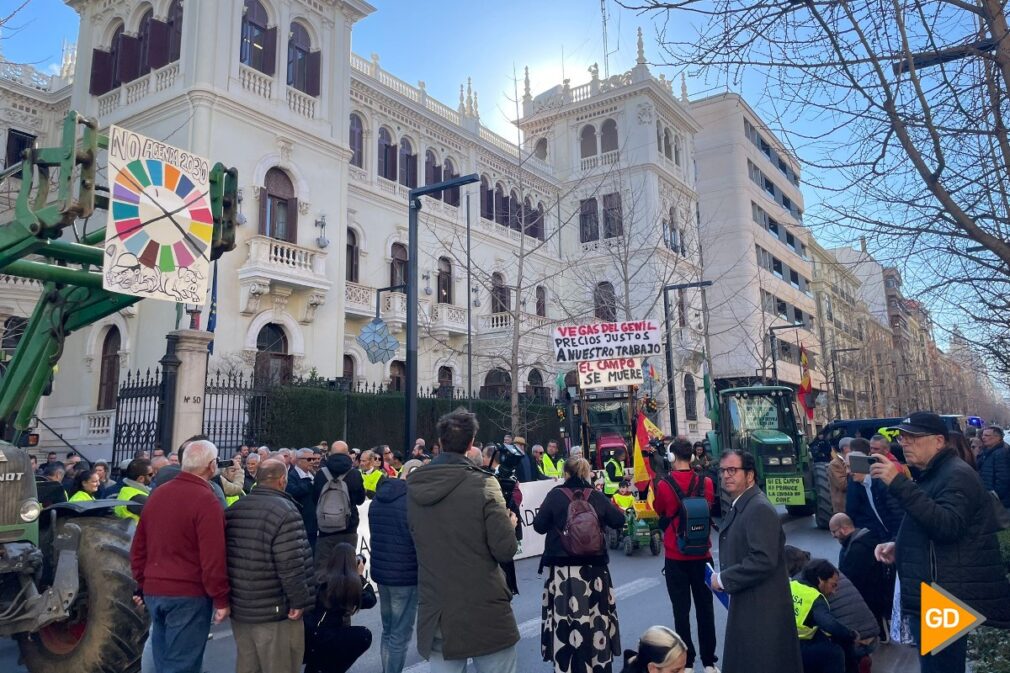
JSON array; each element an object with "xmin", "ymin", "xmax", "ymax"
[{"xmin": 848, "ymin": 454, "xmax": 879, "ymax": 474}]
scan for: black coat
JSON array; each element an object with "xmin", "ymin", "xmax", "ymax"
[
  {"xmin": 977, "ymin": 442, "xmax": 1010, "ymax": 508},
  {"xmin": 286, "ymin": 467, "xmax": 318, "ymax": 544},
  {"xmin": 368, "ymin": 478, "xmax": 417, "ymax": 587},
  {"xmin": 224, "ymin": 486, "xmax": 315, "ymax": 623},
  {"xmin": 890, "ymin": 448, "xmax": 1010, "ymax": 627},
  {"xmin": 838, "ymin": 527, "xmax": 892, "ymax": 619},
  {"xmin": 845, "ymin": 477, "xmax": 903, "ymax": 541},
  {"xmin": 533, "ymin": 478, "xmax": 624, "ymax": 567},
  {"xmin": 312, "ymin": 453, "xmax": 365, "ymax": 535}
]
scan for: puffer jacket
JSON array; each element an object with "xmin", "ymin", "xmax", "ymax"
[
  {"xmin": 828, "ymin": 575, "xmax": 879, "ymax": 639},
  {"xmin": 977, "ymin": 442, "xmax": 1010, "ymax": 508},
  {"xmin": 890, "ymin": 448, "xmax": 1010, "ymax": 627},
  {"xmin": 407, "ymin": 452, "xmax": 519, "ymax": 660},
  {"xmin": 224, "ymin": 486, "xmax": 315, "ymax": 623},
  {"xmin": 369, "ymin": 478, "xmax": 417, "ymax": 587}
]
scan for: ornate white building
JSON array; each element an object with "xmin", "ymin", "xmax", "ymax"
[{"xmin": 0, "ymin": 0, "xmax": 711, "ymax": 457}]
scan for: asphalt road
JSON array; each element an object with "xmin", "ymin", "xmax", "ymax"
[{"xmin": 0, "ymin": 510, "xmax": 918, "ymax": 672}]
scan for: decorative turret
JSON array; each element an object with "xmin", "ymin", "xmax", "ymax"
[{"xmin": 631, "ymin": 27, "xmax": 651, "ymax": 82}]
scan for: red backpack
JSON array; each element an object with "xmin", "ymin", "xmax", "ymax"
[{"xmin": 558, "ymin": 488, "xmax": 606, "ymax": 555}]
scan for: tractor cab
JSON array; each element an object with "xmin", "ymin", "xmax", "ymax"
[{"xmin": 568, "ymin": 389, "xmax": 633, "ymax": 468}]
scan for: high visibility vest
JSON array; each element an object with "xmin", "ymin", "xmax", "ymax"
[
  {"xmin": 604, "ymin": 458, "xmax": 624, "ymax": 496},
  {"xmin": 225, "ymin": 494, "xmax": 242, "ymax": 507},
  {"xmin": 362, "ymin": 469, "xmax": 384, "ymax": 496},
  {"xmin": 790, "ymin": 579, "xmax": 821, "ymax": 640},
  {"xmin": 115, "ymin": 482, "xmax": 150, "ymax": 521},
  {"xmin": 68, "ymin": 490, "xmax": 95, "ymax": 503},
  {"xmin": 612, "ymin": 493, "xmax": 636, "ymax": 510},
  {"xmin": 541, "ymin": 454, "xmax": 563, "ymax": 479}
]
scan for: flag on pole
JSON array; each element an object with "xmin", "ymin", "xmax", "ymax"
[
  {"xmin": 632, "ymin": 412, "xmax": 664, "ymax": 492},
  {"xmin": 207, "ymin": 261, "xmax": 218, "ymax": 354},
  {"xmin": 798, "ymin": 344, "xmax": 814, "ymax": 420}
]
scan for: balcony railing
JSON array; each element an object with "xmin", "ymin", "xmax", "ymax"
[
  {"xmin": 240, "ymin": 235, "xmax": 329, "ymax": 291},
  {"xmin": 286, "ymin": 86, "xmax": 316, "ymax": 119},
  {"xmin": 345, "ymin": 281, "xmax": 375, "ymax": 317},
  {"xmin": 95, "ymin": 61, "xmax": 181, "ymax": 118},
  {"xmin": 431, "ymin": 302, "xmax": 468, "ymax": 334},
  {"xmin": 81, "ymin": 410, "xmax": 115, "ymax": 439},
  {"xmin": 240, "ymin": 64, "xmax": 272, "ymax": 100},
  {"xmin": 479, "ymin": 312, "xmax": 551, "ymax": 333}
]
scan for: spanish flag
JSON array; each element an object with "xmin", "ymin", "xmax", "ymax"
[{"xmin": 632, "ymin": 412, "xmax": 664, "ymax": 492}]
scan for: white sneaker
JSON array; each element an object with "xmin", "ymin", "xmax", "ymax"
[{"xmin": 704, "ymin": 667, "xmax": 720, "ymax": 673}]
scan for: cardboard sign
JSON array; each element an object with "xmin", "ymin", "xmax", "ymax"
[
  {"xmin": 578, "ymin": 357, "xmax": 645, "ymax": 389},
  {"xmin": 765, "ymin": 476, "xmax": 806, "ymax": 505},
  {"xmin": 553, "ymin": 321, "xmax": 662, "ymax": 362},
  {"xmin": 514, "ymin": 478, "xmax": 559, "ymax": 559}
]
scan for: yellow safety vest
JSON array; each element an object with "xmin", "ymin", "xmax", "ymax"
[
  {"xmin": 115, "ymin": 483, "xmax": 150, "ymax": 521},
  {"xmin": 362, "ymin": 469, "xmax": 384, "ymax": 496},
  {"xmin": 604, "ymin": 459, "xmax": 624, "ymax": 496},
  {"xmin": 790, "ymin": 580, "xmax": 821, "ymax": 640},
  {"xmin": 68, "ymin": 490, "xmax": 95, "ymax": 503},
  {"xmin": 612, "ymin": 493, "xmax": 636, "ymax": 510},
  {"xmin": 225, "ymin": 494, "xmax": 242, "ymax": 507},
  {"xmin": 541, "ymin": 454, "xmax": 563, "ymax": 479}
]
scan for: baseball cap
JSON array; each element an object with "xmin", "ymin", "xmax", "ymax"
[{"xmin": 890, "ymin": 411, "xmax": 948, "ymax": 438}]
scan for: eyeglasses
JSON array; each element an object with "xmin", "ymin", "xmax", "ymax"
[{"xmin": 718, "ymin": 466, "xmax": 743, "ymax": 476}]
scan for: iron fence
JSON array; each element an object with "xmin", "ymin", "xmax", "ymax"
[
  {"xmin": 203, "ymin": 371, "xmax": 269, "ymax": 457},
  {"xmin": 112, "ymin": 368, "xmax": 164, "ymax": 466}
]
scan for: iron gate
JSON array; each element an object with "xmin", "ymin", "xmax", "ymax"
[
  {"xmin": 112, "ymin": 368, "xmax": 164, "ymax": 466},
  {"xmin": 203, "ymin": 371, "xmax": 268, "ymax": 457}
]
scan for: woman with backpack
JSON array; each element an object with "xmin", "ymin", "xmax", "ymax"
[{"xmin": 534, "ymin": 456, "xmax": 625, "ymax": 673}]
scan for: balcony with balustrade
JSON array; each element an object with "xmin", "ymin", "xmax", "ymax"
[
  {"xmin": 345, "ymin": 281, "xmax": 376, "ymax": 318},
  {"xmin": 95, "ymin": 61, "xmax": 181, "ymax": 120},
  {"xmin": 430, "ymin": 303, "xmax": 468, "ymax": 338},
  {"xmin": 238, "ymin": 236, "xmax": 331, "ymax": 313},
  {"xmin": 382, "ymin": 292, "xmax": 408, "ymax": 333}
]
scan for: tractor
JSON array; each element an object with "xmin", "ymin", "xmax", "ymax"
[
  {"xmin": 707, "ymin": 386, "xmax": 833, "ymax": 529},
  {"xmin": 0, "ymin": 111, "xmax": 237, "ymax": 671}
]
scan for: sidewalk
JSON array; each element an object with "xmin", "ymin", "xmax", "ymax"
[{"xmin": 872, "ymin": 642, "xmax": 918, "ymax": 671}]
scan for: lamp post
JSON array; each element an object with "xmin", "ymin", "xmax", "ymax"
[
  {"xmin": 830, "ymin": 347, "xmax": 860, "ymax": 420},
  {"xmin": 661, "ymin": 280, "xmax": 713, "ymax": 437},
  {"xmin": 768, "ymin": 323, "xmax": 805, "ymax": 385},
  {"xmin": 407, "ymin": 174, "xmax": 480, "ymax": 453}
]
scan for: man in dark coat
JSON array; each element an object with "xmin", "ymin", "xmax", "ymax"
[
  {"xmin": 829, "ymin": 513, "xmax": 893, "ymax": 628},
  {"xmin": 845, "ymin": 454, "xmax": 903, "ymax": 541},
  {"xmin": 978, "ymin": 426, "xmax": 1010, "ymax": 507},
  {"xmin": 313, "ymin": 440, "xmax": 365, "ymax": 568},
  {"xmin": 225, "ymin": 459, "xmax": 314, "ymax": 673},
  {"xmin": 711, "ymin": 450, "xmax": 802, "ymax": 673},
  {"xmin": 872, "ymin": 412, "xmax": 1010, "ymax": 673},
  {"xmin": 286, "ymin": 448, "xmax": 319, "ymax": 551}
]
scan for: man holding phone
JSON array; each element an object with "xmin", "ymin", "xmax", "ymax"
[
  {"xmin": 846, "ymin": 440, "xmax": 903, "ymax": 545},
  {"xmin": 872, "ymin": 412, "xmax": 1010, "ymax": 673}
]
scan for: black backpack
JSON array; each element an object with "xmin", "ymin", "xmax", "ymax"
[{"xmin": 660, "ymin": 473, "xmax": 711, "ymax": 556}]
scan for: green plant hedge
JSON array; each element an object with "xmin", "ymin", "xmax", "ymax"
[
  {"xmin": 261, "ymin": 387, "xmax": 563, "ymax": 451},
  {"xmin": 967, "ymin": 529, "xmax": 1010, "ymax": 673}
]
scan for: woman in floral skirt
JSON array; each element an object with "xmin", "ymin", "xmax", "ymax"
[{"xmin": 534, "ymin": 456, "xmax": 626, "ymax": 673}]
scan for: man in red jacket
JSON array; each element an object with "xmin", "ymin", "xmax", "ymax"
[
  {"xmin": 654, "ymin": 437, "xmax": 718, "ymax": 673},
  {"xmin": 131, "ymin": 439, "xmax": 230, "ymax": 673}
]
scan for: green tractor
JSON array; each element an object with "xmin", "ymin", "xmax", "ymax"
[
  {"xmin": 706, "ymin": 386, "xmax": 832, "ymax": 529},
  {"xmin": 0, "ymin": 111, "xmax": 237, "ymax": 671}
]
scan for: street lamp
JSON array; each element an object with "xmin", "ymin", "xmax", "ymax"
[
  {"xmin": 830, "ymin": 347, "xmax": 860, "ymax": 421},
  {"xmin": 406, "ymin": 173, "xmax": 480, "ymax": 452},
  {"xmin": 661, "ymin": 280, "xmax": 713, "ymax": 437},
  {"xmin": 768, "ymin": 323, "xmax": 805, "ymax": 385}
]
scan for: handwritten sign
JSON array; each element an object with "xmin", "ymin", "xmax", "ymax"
[
  {"xmin": 765, "ymin": 476, "xmax": 806, "ymax": 506},
  {"xmin": 578, "ymin": 357, "xmax": 645, "ymax": 389},
  {"xmin": 553, "ymin": 321, "xmax": 661, "ymax": 363}
]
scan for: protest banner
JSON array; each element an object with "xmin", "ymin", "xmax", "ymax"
[
  {"xmin": 553, "ymin": 320, "xmax": 662, "ymax": 362},
  {"xmin": 578, "ymin": 357, "xmax": 645, "ymax": 389}
]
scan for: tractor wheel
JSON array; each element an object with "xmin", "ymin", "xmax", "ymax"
[
  {"xmin": 607, "ymin": 529, "xmax": 620, "ymax": 550},
  {"xmin": 18, "ymin": 517, "xmax": 149, "ymax": 673},
  {"xmin": 624, "ymin": 536, "xmax": 635, "ymax": 556},
  {"xmin": 649, "ymin": 531, "xmax": 663, "ymax": 556},
  {"xmin": 813, "ymin": 462, "xmax": 834, "ymax": 530}
]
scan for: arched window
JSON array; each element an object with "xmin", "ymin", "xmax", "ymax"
[
  {"xmin": 240, "ymin": 0, "xmax": 274, "ymax": 75},
  {"xmin": 674, "ymin": 134, "xmax": 683, "ymax": 166},
  {"xmin": 535, "ymin": 286, "xmax": 547, "ymax": 317},
  {"xmin": 594, "ymin": 282, "xmax": 617, "ymax": 322},
  {"xmin": 260, "ymin": 168, "xmax": 296, "ymax": 242},
  {"xmin": 494, "ymin": 183, "xmax": 507, "ymax": 226},
  {"xmin": 601, "ymin": 118, "xmax": 618, "ymax": 153},
  {"xmin": 509, "ymin": 189, "xmax": 520, "ymax": 231},
  {"xmin": 656, "ymin": 121, "xmax": 663, "ymax": 153},
  {"xmin": 287, "ymin": 22, "xmax": 317, "ymax": 94},
  {"xmin": 603, "ymin": 193, "xmax": 623, "ymax": 238},
  {"xmin": 579, "ymin": 198, "xmax": 599, "ymax": 243},
  {"xmin": 480, "ymin": 176, "xmax": 493, "ymax": 219},
  {"xmin": 255, "ymin": 323, "xmax": 292, "ymax": 386},
  {"xmin": 343, "ymin": 354, "xmax": 355, "ymax": 380},
  {"xmin": 522, "ymin": 197, "xmax": 533, "ymax": 236},
  {"xmin": 137, "ymin": 10, "xmax": 154, "ymax": 75},
  {"xmin": 663, "ymin": 128, "xmax": 673, "ymax": 160},
  {"xmin": 482, "ymin": 368, "xmax": 511, "ymax": 400},
  {"xmin": 389, "ymin": 360, "xmax": 406, "ymax": 392},
  {"xmin": 167, "ymin": 0, "xmax": 183, "ymax": 63},
  {"xmin": 348, "ymin": 113, "xmax": 363, "ymax": 168},
  {"xmin": 684, "ymin": 374, "xmax": 698, "ymax": 421},
  {"xmin": 97, "ymin": 327, "xmax": 121, "ymax": 410},
  {"xmin": 534, "ymin": 138, "xmax": 548, "ymax": 160},
  {"xmin": 346, "ymin": 229, "xmax": 359, "ymax": 283},
  {"xmin": 377, "ymin": 128, "xmax": 396, "ymax": 181},
  {"xmin": 437, "ymin": 366, "xmax": 453, "ymax": 397},
  {"xmin": 398, "ymin": 137, "xmax": 417, "ymax": 188},
  {"xmin": 533, "ymin": 202, "xmax": 546, "ymax": 241},
  {"xmin": 491, "ymin": 272, "xmax": 510, "ymax": 313},
  {"xmin": 424, "ymin": 150, "xmax": 442, "ymax": 199},
  {"xmin": 109, "ymin": 24, "xmax": 125, "ymax": 88},
  {"xmin": 667, "ymin": 206, "xmax": 679, "ymax": 251},
  {"xmin": 437, "ymin": 257, "xmax": 452, "ymax": 304},
  {"xmin": 390, "ymin": 243, "xmax": 408, "ymax": 287},
  {"xmin": 580, "ymin": 125, "xmax": 597, "ymax": 158},
  {"xmin": 528, "ymin": 368, "xmax": 545, "ymax": 401},
  {"xmin": 443, "ymin": 158, "xmax": 460, "ymax": 206}
]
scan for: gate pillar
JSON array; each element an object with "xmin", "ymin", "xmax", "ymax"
[{"xmin": 161, "ymin": 329, "xmax": 213, "ymax": 453}]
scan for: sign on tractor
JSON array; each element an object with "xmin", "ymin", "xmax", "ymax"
[
  {"xmin": 578, "ymin": 357, "xmax": 644, "ymax": 389},
  {"xmin": 552, "ymin": 320, "xmax": 662, "ymax": 362}
]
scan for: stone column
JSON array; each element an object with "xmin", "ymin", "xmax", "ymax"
[{"xmin": 162, "ymin": 329, "xmax": 213, "ymax": 453}]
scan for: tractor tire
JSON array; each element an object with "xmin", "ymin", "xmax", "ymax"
[
  {"xmin": 649, "ymin": 531, "xmax": 663, "ymax": 556},
  {"xmin": 813, "ymin": 462, "xmax": 833, "ymax": 530},
  {"xmin": 624, "ymin": 537, "xmax": 635, "ymax": 556},
  {"xmin": 18, "ymin": 517, "xmax": 149, "ymax": 673},
  {"xmin": 607, "ymin": 529, "xmax": 620, "ymax": 550}
]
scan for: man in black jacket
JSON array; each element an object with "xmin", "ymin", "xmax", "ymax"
[
  {"xmin": 872, "ymin": 411, "xmax": 1010, "ymax": 673},
  {"xmin": 829, "ymin": 513, "xmax": 892, "ymax": 633},
  {"xmin": 225, "ymin": 459, "xmax": 314, "ymax": 673},
  {"xmin": 313, "ymin": 440, "xmax": 365, "ymax": 568},
  {"xmin": 287, "ymin": 448, "xmax": 319, "ymax": 551},
  {"xmin": 978, "ymin": 426, "xmax": 1010, "ymax": 508}
]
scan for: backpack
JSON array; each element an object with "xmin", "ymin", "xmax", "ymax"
[
  {"xmin": 558, "ymin": 488, "xmax": 606, "ymax": 556},
  {"xmin": 316, "ymin": 466, "xmax": 352, "ymax": 534},
  {"xmin": 661, "ymin": 473, "xmax": 711, "ymax": 556}
]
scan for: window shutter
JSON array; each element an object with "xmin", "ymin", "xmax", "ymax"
[
  {"xmin": 117, "ymin": 34, "xmax": 142, "ymax": 83},
  {"xmin": 286, "ymin": 198, "xmax": 298, "ymax": 243},
  {"xmin": 306, "ymin": 50, "xmax": 321, "ymax": 97},
  {"xmin": 257, "ymin": 187, "xmax": 268, "ymax": 236},
  {"xmin": 148, "ymin": 20, "xmax": 171, "ymax": 70},
  {"xmin": 89, "ymin": 49, "xmax": 114, "ymax": 95},
  {"xmin": 262, "ymin": 27, "xmax": 277, "ymax": 76}
]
